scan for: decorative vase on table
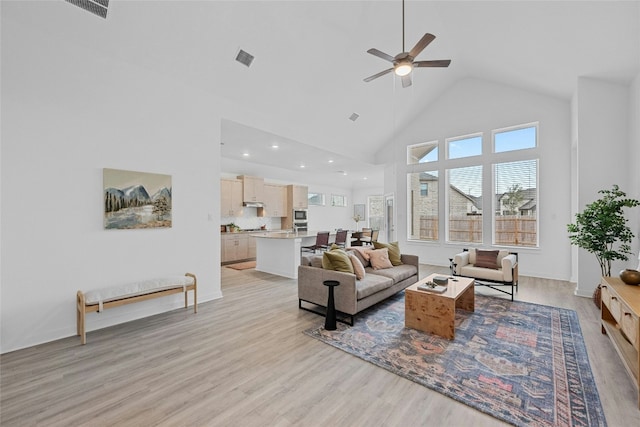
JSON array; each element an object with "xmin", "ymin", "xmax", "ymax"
[{"xmin": 619, "ymin": 269, "xmax": 640, "ymax": 285}]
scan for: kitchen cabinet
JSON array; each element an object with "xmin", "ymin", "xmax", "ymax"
[
  {"xmin": 220, "ymin": 179, "xmax": 243, "ymax": 217},
  {"xmin": 239, "ymin": 175, "xmax": 264, "ymax": 204},
  {"xmin": 287, "ymin": 185, "xmax": 308, "ymax": 209},
  {"xmin": 281, "ymin": 185, "xmax": 308, "ymax": 230},
  {"xmin": 221, "ymin": 233, "xmax": 255, "ymax": 263},
  {"xmin": 261, "ymin": 184, "xmax": 287, "ymax": 217}
]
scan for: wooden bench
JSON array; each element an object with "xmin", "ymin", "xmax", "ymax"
[{"xmin": 77, "ymin": 273, "xmax": 197, "ymax": 344}]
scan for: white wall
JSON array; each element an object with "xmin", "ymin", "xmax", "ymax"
[
  {"xmin": 1, "ymin": 6, "xmax": 223, "ymax": 352},
  {"xmin": 629, "ymin": 72, "xmax": 640, "ymax": 269},
  {"xmin": 573, "ymin": 77, "xmax": 632, "ymax": 296},
  {"xmin": 379, "ymin": 77, "xmax": 573, "ymax": 280}
]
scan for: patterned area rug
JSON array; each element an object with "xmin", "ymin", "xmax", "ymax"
[{"xmin": 304, "ymin": 292, "xmax": 607, "ymax": 427}]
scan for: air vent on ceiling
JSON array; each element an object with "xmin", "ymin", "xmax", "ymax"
[
  {"xmin": 235, "ymin": 49, "xmax": 255, "ymax": 68},
  {"xmin": 349, "ymin": 113, "xmax": 360, "ymax": 122},
  {"xmin": 65, "ymin": 0, "xmax": 109, "ymax": 19}
]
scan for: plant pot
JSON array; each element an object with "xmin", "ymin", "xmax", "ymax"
[{"xmin": 619, "ymin": 269, "xmax": 640, "ymax": 286}]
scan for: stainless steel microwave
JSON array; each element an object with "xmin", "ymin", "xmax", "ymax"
[{"xmin": 293, "ymin": 209, "xmax": 308, "ymax": 221}]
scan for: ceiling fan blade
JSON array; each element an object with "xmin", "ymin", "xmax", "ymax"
[
  {"xmin": 367, "ymin": 48, "xmax": 395, "ymax": 63},
  {"xmin": 414, "ymin": 59, "xmax": 452, "ymax": 68},
  {"xmin": 401, "ymin": 74, "xmax": 412, "ymax": 88},
  {"xmin": 363, "ymin": 68, "xmax": 394, "ymax": 82},
  {"xmin": 409, "ymin": 33, "xmax": 436, "ymax": 58}
]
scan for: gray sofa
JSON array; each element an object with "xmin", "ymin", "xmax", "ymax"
[{"xmin": 298, "ymin": 251, "xmax": 419, "ymax": 324}]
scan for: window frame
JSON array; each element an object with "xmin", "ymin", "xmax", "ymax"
[
  {"xmin": 492, "ymin": 122, "xmax": 538, "ymax": 154},
  {"xmin": 446, "ymin": 132, "xmax": 483, "ymax": 160}
]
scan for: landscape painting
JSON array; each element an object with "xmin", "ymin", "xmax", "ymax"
[{"xmin": 103, "ymin": 168, "xmax": 172, "ymax": 230}]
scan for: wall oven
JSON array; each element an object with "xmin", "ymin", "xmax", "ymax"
[{"xmin": 293, "ymin": 209, "xmax": 308, "ymax": 221}]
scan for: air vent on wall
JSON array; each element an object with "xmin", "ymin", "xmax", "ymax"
[
  {"xmin": 65, "ymin": 0, "xmax": 109, "ymax": 19},
  {"xmin": 235, "ymin": 49, "xmax": 255, "ymax": 68}
]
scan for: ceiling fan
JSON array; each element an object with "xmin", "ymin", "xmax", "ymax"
[{"xmin": 364, "ymin": 0, "xmax": 451, "ymax": 88}]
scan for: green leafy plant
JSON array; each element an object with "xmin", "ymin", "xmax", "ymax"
[{"xmin": 567, "ymin": 185, "xmax": 639, "ymax": 277}]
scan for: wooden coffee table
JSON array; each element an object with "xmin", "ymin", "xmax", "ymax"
[{"xmin": 405, "ymin": 274, "xmax": 475, "ymax": 340}]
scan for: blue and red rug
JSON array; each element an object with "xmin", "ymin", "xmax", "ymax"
[{"xmin": 304, "ymin": 292, "xmax": 607, "ymax": 427}]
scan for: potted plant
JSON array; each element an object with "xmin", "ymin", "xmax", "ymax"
[{"xmin": 567, "ymin": 185, "xmax": 639, "ymax": 303}]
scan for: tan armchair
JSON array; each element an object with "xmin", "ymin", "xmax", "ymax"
[{"xmin": 451, "ymin": 248, "xmax": 518, "ymax": 300}]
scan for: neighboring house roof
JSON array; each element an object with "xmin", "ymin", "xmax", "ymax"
[{"xmin": 419, "ymin": 172, "xmax": 438, "ymax": 181}]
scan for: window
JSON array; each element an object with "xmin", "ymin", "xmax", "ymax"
[
  {"xmin": 407, "ymin": 141, "xmax": 438, "ymax": 164},
  {"xmin": 407, "ymin": 172, "xmax": 438, "ymax": 241},
  {"xmin": 367, "ymin": 196, "xmax": 384, "ymax": 231},
  {"xmin": 495, "ymin": 125, "xmax": 536, "ymax": 153},
  {"xmin": 406, "ymin": 122, "xmax": 539, "ymax": 248},
  {"xmin": 330, "ymin": 194, "xmax": 347, "ymax": 207},
  {"xmin": 494, "ymin": 159, "xmax": 538, "ymax": 246},
  {"xmin": 447, "ymin": 134, "xmax": 482, "ymax": 159},
  {"xmin": 447, "ymin": 165, "xmax": 482, "ymax": 243},
  {"xmin": 308, "ymin": 192, "xmax": 325, "ymax": 206}
]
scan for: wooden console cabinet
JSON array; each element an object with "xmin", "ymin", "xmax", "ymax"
[{"xmin": 600, "ymin": 276, "xmax": 640, "ymax": 408}]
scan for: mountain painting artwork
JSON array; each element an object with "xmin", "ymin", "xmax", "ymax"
[{"xmin": 103, "ymin": 168, "xmax": 172, "ymax": 230}]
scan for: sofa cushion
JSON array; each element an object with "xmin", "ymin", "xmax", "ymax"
[
  {"xmin": 322, "ymin": 249, "xmax": 354, "ymax": 273},
  {"xmin": 348, "ymin": 252, "xmax": 366, "ymax": 280},
  {"xmin": 461, "ymin": 265, "xmax": 506, "ymax": 282},
  {"xmin": 367, "ymin": 264, "xmax": 418, "ymax": 284},
  {"xmin": 355, "ymin": 273, "xmax": 394, "ymax": 300},
  {"xmin": 475, "ymin": 249, "xmax": 499, "ymax": 269},
  {"xmin": 309, "ymin": 255, "xmax": 324, "ymax": 269},
  {"xmin": 373, "ymin": 241, "xmax": 403, "ymax": 266},
  {"xmin": 348, "ymin": 246, "xmax": 373, "ymax": 266},
  {"xmin": 369, "ymin": 248, "xmax": 393, "ymax": 270}
]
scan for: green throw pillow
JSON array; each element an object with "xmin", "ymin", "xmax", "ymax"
[
  {"xmin": 322, "ymin": 249, "xmax": 355, "ymax": 273},
  {"xmin": 373, "ymin": 241, "xmax": 403, "ymax": 266}
]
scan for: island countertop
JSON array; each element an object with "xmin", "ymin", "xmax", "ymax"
[{"xmin": 250, "ymin": 231, "xmax": 333, "ymax": 239}]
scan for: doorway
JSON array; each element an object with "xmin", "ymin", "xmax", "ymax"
[{"xmin": 385, "ymin": 193, "xmax": 395, "ymax": 243}]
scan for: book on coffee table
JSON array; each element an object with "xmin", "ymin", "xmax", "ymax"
[{"xmin": 417, "ymin": 283, "xmax": 448, "ymax": 293}]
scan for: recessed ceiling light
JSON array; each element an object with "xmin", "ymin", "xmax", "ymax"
[
  {"xmin": 328, "ymin": 159, "xmax": 334, "ymax": 163},
  {"xmin": 271, "ymin": 144, "xmax": 279, "ymax": 149},
  {"xmin": 300, "ymin": 164, "xmax": 305, "ymax": 168},
  {"xmin": 242, "ymin": 152, "xmax": 249, "ymax": 157},
  {"xmin": 363, "ymin": 177, "xmax": 368, "ymax": 180}
]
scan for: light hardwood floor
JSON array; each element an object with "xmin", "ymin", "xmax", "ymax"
[{"xmin": 1, "ymin": 265, "xmax": 639, "ymax": 426}]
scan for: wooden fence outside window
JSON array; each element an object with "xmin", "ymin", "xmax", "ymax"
[{"xmin": 417, "ymin": 215, "xmax": 537, "ymax": 246}]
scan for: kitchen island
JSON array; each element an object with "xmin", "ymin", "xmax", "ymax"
[{"xmin": 250, "ymin": 231, "xmax": 338, "ymax": 279}]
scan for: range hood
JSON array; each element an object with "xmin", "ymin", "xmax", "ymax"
[{"xmin": 243, "ymin": 201, "xmax": 264, "ymax": 208}]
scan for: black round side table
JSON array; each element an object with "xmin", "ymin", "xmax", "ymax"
[{"xmin": 323, "ymin": 280, "xmax": 340, "ymax": 330}]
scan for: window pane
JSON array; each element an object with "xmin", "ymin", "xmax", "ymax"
[
  {"xmin": 447, "ymin": 166, "xmax": 482, "ymax": 243},
  {"xmin": 494, "ymin": 159, "xmax": 538, "ymax": 246},
  {"xmin": 308, "ymin": 193, "xmax": 325, "ymax": 206},
  {"xmin": 495, "ymin": 126, "xmax": 536, "ymax": 153},
  {"xmin": 407, "ymin": 141, "xmax": 438, "ymax": 164},
  {"xmin": 447, "ymin": 135, "xmax": 482, "ymax": 159},
  {"xmin": 367, "ymin": 196, "xmax": 384, "ymax": 231},
  {"xmin": 331, "ymin": 194, "xmax": 347, "ymax": 207},
  {"xmin": 408, "ymin": 172, "xmax": 438, "ymax": 240}
]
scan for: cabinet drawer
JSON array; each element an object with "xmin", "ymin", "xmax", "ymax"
[
  {"xmin": 620, "ymin": 303, "xmax": 639, "ymax": 350},
  {"xmin": 601, "ymin": 283, "xmax": 612, "ymax": 310}
]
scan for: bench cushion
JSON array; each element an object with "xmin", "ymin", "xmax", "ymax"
[{"xmin": 84, "ymin": 275, "xmax": 195, "ymax": 305}]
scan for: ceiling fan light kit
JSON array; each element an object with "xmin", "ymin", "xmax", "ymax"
[{"xmin": 364, "ymin": 0, "xmax": 451, "ymax": 87}]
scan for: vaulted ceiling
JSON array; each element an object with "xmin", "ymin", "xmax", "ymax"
[{"xmin": 9, "ymin": 1, "xmax": 640, "ymax": 188}]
